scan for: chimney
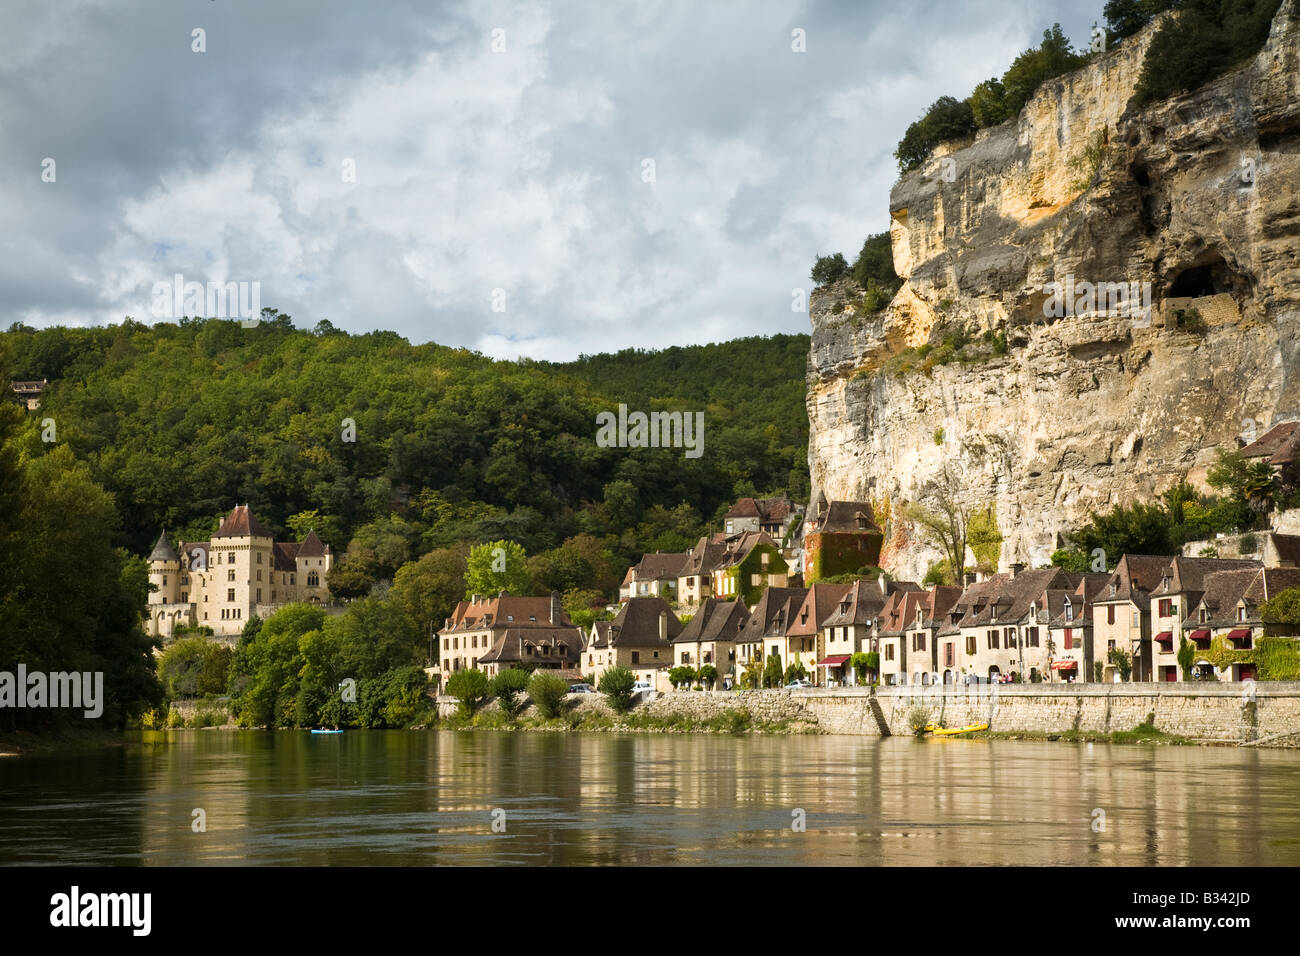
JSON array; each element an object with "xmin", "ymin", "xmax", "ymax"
[
  {"xmin": 472, "ymin": 594, "xmax": 482, "ymax": 604},
  {"xmin": 964, "ymin": 572, "xmax": 977, "ymax": 587},
  {"xmin": 550, "ymin": 590, "xmax": 562, "ymax": 625},
  {"xmin": 658, "ymin": 611, "xmax": 667, "ymax": 642},
  {"xmin": 1011, "ymin": 562, "xmax": 1025, "ymax": 579}
]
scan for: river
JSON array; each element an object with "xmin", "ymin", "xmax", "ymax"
[{"xmin": 2, "ymin": 730, "xmax": 1298, "ymax": 865}]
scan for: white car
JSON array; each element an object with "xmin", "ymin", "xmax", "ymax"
[
  {"xmin": 631, "ymin": 680, "xmax": 654, "ymax": 693},
  {"xmin": 786, "ymin": 678, "xmax": 813, "ymax": 688}
]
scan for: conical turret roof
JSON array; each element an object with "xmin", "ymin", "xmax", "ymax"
[{"xmin": 149, "ymin": 529, "xmax": 180, "ymax": 563}]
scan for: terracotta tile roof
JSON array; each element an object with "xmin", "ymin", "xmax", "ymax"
[
  {"xmin": 724, "ymin": 497, "xmax": 762, "ymax": 519},
  {"xmin": 296, "ymin": 529, "xmax": 327, "ymax": 557},
  {"xmin": 444, "ymin": 594, "xmax": 571, "ymax": 632},
  {"xmin": 682, "ymin": 536, "xmax": 729, "ymax": 576},
  {"xmin": 1240, "ymin": 421, "xmax": 1300, "ymax": 465},
  {"xmin": 1096, "ymin": 554, "xmax": 1176, "ymax": 605},
  {"xmin": 1154, "ymin": 556, "xmax": 1263, "ymax": 596},
  {"xmin": 673, "ymin": 599, "xmax": 749, "ymax": 644}
]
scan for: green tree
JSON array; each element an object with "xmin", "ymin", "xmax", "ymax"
[
  {"xmin": 446, "ymin": 668, "xmax": 490, "ymax": 716},
  {"xmin": 1177, "ymin": 636, "xmax": 1196, "ymax": 681},
  {"xmin": 1261, "ymin": 588, "xmax": 1300, "ymax": 625},
  {"xmin": 669, "ymin": 665, "xmax": 698, "ymax": 689},
  {"xmin": 489, "ymin": 668, "xmax": 531, "ymax": 719},
  {"xmin": 762, "ymin": 652, "xmax": 784, "ymax": 689},
  {"xmin": 527, "ymin": 671, "xmax": 571, "ymax": 719},
  {"xmin": 697, "ymin": 663, "xmax": 718, "ymax": 688},
  {"xmin": 810, "ymin": 253, "xmax": 850, "ymax": 286},
  {"xmin": 465, "ymin": 540, "xmax": 533, "ymax": 598},
  {"xmin": 1108, "ymin": 646, "xmax": 1133, "ymax": 682},
  {"xmin": 598, "ymin": 666, "xmax": 637, "ymax": 712},
  {"xmin": 969, "ymin": 77, "xmax": 1010, "ymax": 127}
]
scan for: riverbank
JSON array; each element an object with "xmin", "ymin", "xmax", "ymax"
[{"xmin": 0, "ymin": 725, "xmax": 128, "ymax": 757}]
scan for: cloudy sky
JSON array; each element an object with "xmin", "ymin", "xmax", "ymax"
[{"xmin": 1, "ymin": 0, "xmax": 1099, "ymax": 360}]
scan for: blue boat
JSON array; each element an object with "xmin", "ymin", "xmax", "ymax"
[{"xmin": 310, "ymin": 729, "xmax": 343, "ymax": 735}]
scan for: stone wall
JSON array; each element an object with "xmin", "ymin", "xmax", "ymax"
[{"xmin": 437, "ymin": 684, "xmax": 1300, "ymax": 745}]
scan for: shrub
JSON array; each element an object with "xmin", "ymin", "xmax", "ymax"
[
  {"xmin": 1261, "ymin": 588, "xmax": 1300, "ymax": 626},
  {"xmin": 894, "ymin": 95, "xmax": 975, "ymax": 172},
  {"xmin": 716, "ymin": 708, "xmax": 753, "ymax": 735},
  {"xmin": 669, "ymin": 665, "xmax": 698, "ymax": 689},
  {"xmin": 908, "ymin": 706, "xmax": 932, "ymax": 736},
  {"xmin": 445, "ymin": 668, "xmax": 490, "ymax": 716},
  {"xmin": 850, "ymin": 232, "xmax": 900, "ymax": 293},
  {"xmin": 598, "ymin": 666, "xmax": 637, "ymax": 712},
  {"xmin": 933, "ymin": 428, "xmax": 945, "ymax": 446},
  {"xmin": 782, "ymin": 661, "xmax": 808, "ymax": 684},
  {"xmin": 1094, "ymin": 661, "xmax": 1104, "ymax": 683},
  {"xmin": 189, "ymin": 709, "xmax": 223, "ymax": 729},
  {"xmin": 527, "ymin": 672, "xmax": 570, "ymax": 719},
  {"xmin": 165, "ymin": 708, "xmax": 185, "ymax": 728},
  {"xmin": 1239, "ymin": 532, "xmax": 1259, "ymax": 553},
  {"xmin": 489, "ymin": 668, "xmax": 531, "ymax": 719},
  {"xmin": 698, "ymin": 664, "xmax": 718, "ymax": 688},
  {"xmin": 1108, "ymin": 647, "xmax": 1134, "ymax": 681}
]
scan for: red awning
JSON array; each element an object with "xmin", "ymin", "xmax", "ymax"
[
  {"xmin": 1227, "ymin": 629, "xmax": 1251, "ymax": 640},
  {"xmin": 816, "ymin": 655, "xmax": 851, "ymax": 666},
  {"xmin": 1050, "ymin": 660, "xmax": 1077, "ymax": 670},
  {"xmin": 1188, "ymin": 629, "xmax": 1210, "ymax": 640},
  {"xmin": 1154, "ymin": 631, "xmax": 1173, "ymax": 643}
]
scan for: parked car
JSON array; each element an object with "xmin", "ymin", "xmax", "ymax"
[
  {"xmin": 786, "ymin": 678, "xmax": 812, "ymax": 688},
  {"xmin": 567, "ymin": 683, "xmax": 596, "ymax": 694},
  {"xmin": 631, "ymin": 680, "xmax": 654, "ymax": 693}
]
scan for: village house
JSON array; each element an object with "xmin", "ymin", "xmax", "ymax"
[
  {"xmin": 877, "ymin": 585, "xmax": 929, "ymax": 685},
  {"xmin": 1240, "ymin": 420, "xmax": 1300, "ymax": 478},
  {"xmin": 710, "ymin": 530, "xmax": 789, "ymax": 603},
  {"xmin": 587, "ymin": 596, "xmax": 682, "ymax": 692},
  {"xmin": 817, "ymin": 577, "xmax": 890, "ymax": 685},
  {"xmin": 1025, "ymin": 573, "xmax": 1110, "ymax": 682},
  {"xmin": 899, "ymin": 584, "xmax": 963, "ymax": 685},
  {"xmin": 1185, "ymin": 567, "xmax": 1300, "ymax": 681},
  {"xmin": 947, "ymin": 567, "xmax": 1074, "ymax": 683},
  {"xmin": 146, "ymin": 505, "xmax": 333, "ymax": 641},
  {"xmin": 1091, "ymin": 554, "xmax": 1173, "ymax": 682},
  {"xmin": 1148, "ymin": 556, "xmax": 1263, "ymax": 682},
  {"xmin": 670, "ymin": 598, "xmax": 749, "ymax": 685},
  {"xmin": 802, "ymin": 497, "xmax": 884, "ymax": 583},
  {"xmin": 783, "ymin": 582, "xmax": 852, "ymax": 685},
  {"xmin": 736, "ymin": 586, "xmax": 807, "ymax": 681},
  {"xmin": 722, "ymin": 495, "xmax": 800, "ymax": 541},
  {"xmin": 619, "ymin": 551, "xmax": 690, "ymax": 602},
  {"xmin": 677, "ymin": 533, "xmax": 730, "ymax": 606},
  {"xmin": 440, "ymin": 591, "xmax": 580, "ymax": 686}
]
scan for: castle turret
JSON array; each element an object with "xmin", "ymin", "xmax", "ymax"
[{"xmin": 148, "ymin": 529, "xmax": 180, "ymax": 604}]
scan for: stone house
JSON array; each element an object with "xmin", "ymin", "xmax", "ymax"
[
  {"xmin": 802, "ymin": 497, "xmax": 884, "ymax": 583},
  {"xmin": 722, "ymin": 495, "xmax": 801, "ymax": 544},
  {"xmin": 951, "ymin": 567, "xmax": 1072, "ymax": 682},
  {"xmin": 1027, "ymin": 574, "xmax": 1110, "ymax": 682},
  {"xmin": 877, "ymin": 586, "xmax": 930, "ymax": 685},
  {"xmin": 1091, "ymin": 554, "xmax": 1176, "ymax": 682},
  {"xmin": 670, "ymin": 598, "xmax": 749, "ymax": 685},
  {"xmin": 1178, "ymin": 566, "xmax": 1300, "ymax": 681},
  {"xmin": 783, "ymin": 582, "xmax": 852, "ymax": 685},
  {"xmin": 903, "ymin": 584, "xmax": 963, "ymax": 685},
  {"xmin": 736, "ymin": 586, "xmax": 807, "ymax": 682},
  {"xmin": 1240, "ymin": 420, "xmax": 1300, "ymax": 479},
  {"xmin": 677, "ymin": 533, "xmax": 730, "ymax": 606},
  {"xmin": 1148, "ymin": 556, "xmax": 1262, "ymax": 682},
  {"xmin": 588, "ymin": 596, "xmax": 681, "ymax": 692},
  {"xmin": 440, "ymin": 591, "xmax": 577, "ymax": 687},
  {"xmin": 817, "ymin": 577, "xmax": 891, "ymax": 685},
  {"xmin": 620, "ymin": 551, "xmax": 690, "ymax": 602},
  {"xmin": 710, "ymin": 531, "xmax": 789, "ymax": 604}
]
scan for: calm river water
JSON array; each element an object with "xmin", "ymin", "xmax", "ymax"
[{"xmin": 2, "ymin": 730, "xmax": 1299, "ymax": 866}]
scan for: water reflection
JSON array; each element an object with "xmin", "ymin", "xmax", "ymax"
[{"xmin": 1, "ymin": 731, "xmax": 1297, "ymax": 866}]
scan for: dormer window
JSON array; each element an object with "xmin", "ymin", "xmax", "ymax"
[
  {"xmin": 1238, "ymin": 605, "xmax": 1247, "ymax": 623},
  {"xmin": 1199, "ymin": 607, "xmax": 1208, "ymax": 624},
  {"xmin": 1064, "ymin": 598, "xmax": 1073, "ymax": 623}
]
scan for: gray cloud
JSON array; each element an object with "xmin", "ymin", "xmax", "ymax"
[{"xmin": 1, "ymin": 0, "xmax": 1101, "ymax": 359}]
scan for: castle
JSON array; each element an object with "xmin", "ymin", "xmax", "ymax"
[{"xmin": 146, "ymin": 504, "xmax": 333, "ymax": 641}]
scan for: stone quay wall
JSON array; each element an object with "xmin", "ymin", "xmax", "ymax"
[{"xmin": 435, "ymin": 684, "xmax": 1300, "ymax": 745}]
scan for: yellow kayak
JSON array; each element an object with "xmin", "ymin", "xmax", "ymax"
[{"xmin": 924, "ymin": 722, "xmax": 988, "ymax": 736}]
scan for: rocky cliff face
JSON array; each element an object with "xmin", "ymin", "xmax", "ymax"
[{"xmin": 808, "ymin": 1, "xmax": 1300, "ymax": 582}]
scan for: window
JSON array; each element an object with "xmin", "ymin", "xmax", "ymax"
[
  {"xmin": 1199, "ymin": 608, "xmax": 1208, "ymax": 623},
  {"xmin": 987, "ymin": 630, "xmax": 999, "ymax": 650},
  {"xmin": 256, "ymin": 589, "xmax": 261, "ymax": 602},
  {"xmin": 307, "ymin": 571, "xmax": 319, "ymax": 587},
  {"xmin": 1005, "ymin": 627, "xmax": 1016, "ymax": 648},
  {"xmin": 1159, "ymin": 599, "xmax": 1174, "ymax": 617},
  {"xmin": 444, "ymin": 638, "xmax": 450, "ymax": 651},
  {"xmin": 1063, "ymin": 628, "xmax": 1074, "ymax": 651},
  {"xmin": 945, "ymin": 644, "xmax": 955, "ymax": 667},
  {"xmin": 162, "ymin": 575, "xmax": 168, "ymax": 586},
  {"xmin": 1238, "ymin": 606, "xmax": 1247, "ymax": 623},
  {"xmin": 228, "ymin": 569, "xmax": 236, "ymax": 582},
  {"xmin": 227, "ymin": 588, "xmax": 235, "ymax": 602},
  {"xmin": 966, "ymin": 636, "xmax": 976, "ymax": 655},
  {"xmin": 1064, "ymin": 599, "xmax": 1074, "ymax": 622},
  {"xmin": 631, "ymin": 652, "xmax": 640, "ymax": 664},
  {"xmin": 885, "ymin": 644, "xmax": 894, "ymax": 661},
  {"xmin": 1026, "ymin": 627, "xmax": 1039, "ymax": 647},
  {"xmin": 257, "ymin": 553, "xmax": 262, "ymax": 564},
  {"xmin": 912, "ymin": 633, "xmax": 925, "ymax": 651},
  {"xmin": 1132, "ymin": 611, "xmax": 1139, "ymax": 627}
]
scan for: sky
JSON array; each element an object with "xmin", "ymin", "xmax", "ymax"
[{"xmin": 0, "ymin": 0, "xmax": 1101, "ymax": 361}]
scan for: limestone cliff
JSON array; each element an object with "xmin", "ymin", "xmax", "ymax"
[{"xmin": 808, "ymin": 1, "xmax": 1300, "ymax": 582}]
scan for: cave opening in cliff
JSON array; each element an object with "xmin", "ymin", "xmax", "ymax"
[{"xmin": 1167, "ymin": 252, "xmax": 1237, "ymax": 298}]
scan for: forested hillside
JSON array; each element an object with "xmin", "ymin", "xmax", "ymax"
[{"xmin": 2, "ymin": 315, "xmax": 809, "ymax": 604}]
